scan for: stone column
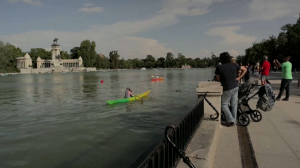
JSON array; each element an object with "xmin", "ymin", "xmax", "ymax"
[
  {"xmin": 78, "ymin": 56, "xmax": 83, "ymax": 67},
  {"xmin": 37, "ymin": 57, "xmax": 41, "ymax": 69},
  {"xmin": 196, "ymin": 82, "xmax": 223, "ymax": 122}
]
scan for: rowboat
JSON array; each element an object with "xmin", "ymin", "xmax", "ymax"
[{"xmin": 151, "ymin": 77, "xmax": 164, "ymax": 81}]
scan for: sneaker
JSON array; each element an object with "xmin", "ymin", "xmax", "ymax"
[
  {"xmin": 276, "ymin": 97, "xmax": 281, "ymax": 101},
  {"xmin": 282, "ymin": 98, "xmax": 289, "ymax": 101},
  {"xmin": 221, "ymin": 122, "xmax": 231, "ymax": 127}
]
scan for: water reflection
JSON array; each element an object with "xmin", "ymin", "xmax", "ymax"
[
  {"xmin": 82, "ymin": 73, "xmax": 100, "ymax": 98},
  {"xmin": 109, "ymin": 72, "xmax": 120, "ymax": 92},
  {"xmin": 0, "ymin": 69, "xmax": 214, "ymax": 168}
]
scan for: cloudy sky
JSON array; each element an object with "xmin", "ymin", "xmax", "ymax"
[{"xmin": 0, "ymin": 0, "xmax": 299, "ymax": 59}]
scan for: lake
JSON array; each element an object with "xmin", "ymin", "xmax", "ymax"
[{"xmin": 0, "ymin": 69, "xmax": 214, "ymax": 168}]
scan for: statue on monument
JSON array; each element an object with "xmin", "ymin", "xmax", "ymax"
[{"xmin": 53, "ymin": 37, "xmax": 59, "ymax": 43}]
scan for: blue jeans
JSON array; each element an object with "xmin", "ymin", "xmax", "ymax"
[{"xmin": 222, "ymin": 87, "xmax": 239, "ymax": 124}]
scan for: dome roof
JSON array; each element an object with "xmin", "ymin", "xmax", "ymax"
[
  {"xmin": 37, "ymin": 57, "xmax": 41, "ymax": 61},
  {"xmin": 78, "ymin": 56, "xmax": 82, "ymax": 60}
]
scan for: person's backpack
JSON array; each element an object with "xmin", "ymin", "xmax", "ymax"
[{"xmin": 257, "ymin": 84, "xmax": 275, "ymax": 111}]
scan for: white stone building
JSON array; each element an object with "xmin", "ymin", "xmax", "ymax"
[
  {"xmin": 37, "ymin": 40, "xmax": 83, "ymax": 70},
  {"xmin": 16, "ymin": 39, "xmax": 95, "ymax": 73},
  {"xmin": 16, "ymin": 53, "xmax": 32, "ymax": 69}
]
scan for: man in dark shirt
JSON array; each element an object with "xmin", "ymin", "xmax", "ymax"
[{"xmin": 215, "ymin": 52, "xmax": 247, "ymax": 127}]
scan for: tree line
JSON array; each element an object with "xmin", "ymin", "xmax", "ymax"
[
  {"xmin": 69, "ymin": 40, "xmax": 220, "ymax": 69},
  {"xmin": 237, "ymin": 15, "xmax": 300, "ymax": 70},
  {"xmin": 0, "ymin": 39, "xmax": 219, "ymax": 72}
]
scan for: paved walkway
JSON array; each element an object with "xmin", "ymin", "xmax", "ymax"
[{"xmin": 213, "ymin": 72, "xmax": 300, "ymax": 168}]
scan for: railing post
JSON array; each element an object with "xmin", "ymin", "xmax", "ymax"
[{"xmin": 196, "ymin": 82, "xmax": 223, "ymax": 123}]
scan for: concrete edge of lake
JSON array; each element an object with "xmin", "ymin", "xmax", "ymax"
[
  {"xmin": 176, "ymin": 119, "xmax": 220, "ymax": 168},
  {"xmin": 177, "ymin": 72, "xmax": 300, "ymax": 168}
]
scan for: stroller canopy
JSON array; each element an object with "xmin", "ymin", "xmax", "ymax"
[{"xmin": 238, "ymin": 77, "xmax": 259, "ymax": 100}]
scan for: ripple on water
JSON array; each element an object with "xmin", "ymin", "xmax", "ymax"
[{"xmin": 0, "ymin": 69, "xmax": 214, "ymax": 168}]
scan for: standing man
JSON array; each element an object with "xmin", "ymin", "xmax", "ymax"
[
  {"xmin": 273, "ymin": 56, "xmax": 293, "ymax": 101},
  {"xmin": 261, "ymin": 55, "xmax": 271, "ymax": 85},
  {"xmin": 215, "ymin": 52, "xmax": 247, "ymax": 127}
]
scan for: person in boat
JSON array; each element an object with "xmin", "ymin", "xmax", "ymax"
[
  {"xmin": 156, "ymin": 74, "xmax": 159, "ymax": 79},
  {"xmin": 125, "ymin": 87, "xmax": 134, "ymax": 98}
]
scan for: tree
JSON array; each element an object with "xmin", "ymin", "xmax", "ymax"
[
  {"xmin": 0, "ymin": 41, "xmax": 23, "ymax": 72},
  {"xmin": 243, "ymin": 14, "xmax": 300, "ymax": 70},
  {"xmin": 210, "ymin": 53, "xmax": 218, "ymax": 67},
  {"xmin": 60, "ymin": 51, "xmax": 70, "ymax": 59},
  {"xmin": 109, "ymin": 50, "xmax": 120, "ymax": 69},
  {"xmin": 194, "ymin": 58, "xmax": 203, "ymax": 68},
  {"xmin": 29, "ymin": 48, "xmax": 51, "ymax": 68},
  {"xmin": 165, "ymin": 52, "xmax": 175, "ymax": 68},
  {"xmin": 79, "ymin": 40, "xmax": 97, "ymax": 67},
  {"xmin": 119, "ymin": 58, "xmax": 128, "ymax": 69},
  {"xmin": 70, "ymin": 47, "xmax": 80, "ymax": 59},
  {"xmin": 186, "ymin": 58, "xmax": 196, "ymax": 68},
  {"xmin": 177, "ymin": 53, "xmax": 186, "ymax": 68},
  {"xmin": 144, "ymin": 55, "xmax": 155, "ymax": 68},
  {"xmin": 95, "ymin": 55, "xmax": 110, "ymax": 69},
  {"xmin": 156, "ymin": 57, "xmax": 165, "ymax": 68}
]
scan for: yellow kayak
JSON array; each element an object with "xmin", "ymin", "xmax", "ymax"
[{"xmin": 106, "ymin": 90, "xmax": 151, "ymax": 105}]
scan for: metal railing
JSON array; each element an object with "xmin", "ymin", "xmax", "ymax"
[{"xmin": 129, "ymin": 96, "xmax": 204, "ymax": 168}]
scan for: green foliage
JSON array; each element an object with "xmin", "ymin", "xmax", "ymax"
[
  {"xmin": 144, "ymin": 55, "xmax": 156, "ymax": 68},
  {"xmin": 165, "ymin": 52, "xmax": 175, "ymax": 68},
  {"xmin": 80, "ymin": 40, "xmax": 97, "ymax": 67},
  {"xmin": 70, "ymin": 47, "xmax": 80, "ymax": 59},
  {"xmin": 244, "ymin": 15, "xmax": 300, "ymax": 70},
  {"xmin": 109, "ymin": 51, "xmax": 120, "ymax": 69},
  {"xmin": 130, "ymin": 58, "xmax": 144, "ymax": 68},
  {"xmin": 0, "ymin": 41, "xmax": 22, "ymax": 72},
  {"xmin": 210, "ymin": 53, "xmax": 218, "ymax": 67},
  {"xmin": 60, "ymin": 50, "xmax": 70, "ymax": 59},
  {"xmin": 156, "ymin": 57, "xmax": 165, "ymax": 68},
  {"xmin": 95, "ymin": 55, "xmax": 110, "ymax": 69},
  {"xmin": 29, "ymin": 48, "xmax": 51, "ymax": 68},
  {"xmin": 177, "ymin": 53, "xmax": 186, "ymax": 68}
]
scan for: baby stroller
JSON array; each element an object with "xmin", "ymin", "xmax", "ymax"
[{"xmin": 221, "ymin": 78, "xmax": 265, "ymax": 126}]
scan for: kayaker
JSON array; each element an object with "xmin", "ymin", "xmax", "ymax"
[
  {"xmin": 125, "ymin": 87, "xmax": 134, "ymax": 98},
  {"xmin": 156, "ymin": 74, "xmax": 159, "ymax": 79}
]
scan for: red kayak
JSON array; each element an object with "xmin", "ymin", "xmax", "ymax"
[{"xmin": 151, "ymin": 77, "xmax": 164, "ymax": 81}]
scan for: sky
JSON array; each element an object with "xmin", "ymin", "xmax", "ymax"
[{"xmin": 0, "ymin": 0, "xmax": 299, "ymax": 59}]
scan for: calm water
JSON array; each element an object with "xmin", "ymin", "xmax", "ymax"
[{"xmin": 0, "ymin": 69, "xmax": 214, "ymax": 168}]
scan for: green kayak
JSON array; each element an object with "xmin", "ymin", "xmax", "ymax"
[{"xmin": 107, "ymin": 90, "xmax": 151, "ymax": 105}]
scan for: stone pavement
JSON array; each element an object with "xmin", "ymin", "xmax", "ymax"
[{"xmin": 213, "ymin": 72, "xmax": 300, "ymax": 168}]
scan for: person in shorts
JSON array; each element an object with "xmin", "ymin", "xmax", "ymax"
[{"xmin": 261, "ymin": 55, "xmax": 271, "ymax": 85}]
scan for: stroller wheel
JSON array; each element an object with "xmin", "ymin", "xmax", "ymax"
[
  {"xmin": 250, "ymin": 110, "xmax": 262, "ymax": 122},
  {"xmin": 238, "ymin": 113, "xmax": 250, "ymax": 126}
]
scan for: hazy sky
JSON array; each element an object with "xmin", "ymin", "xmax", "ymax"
[{"xmin": 0, "ymin": 0, "xmax": 299, "ymax": 59}]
